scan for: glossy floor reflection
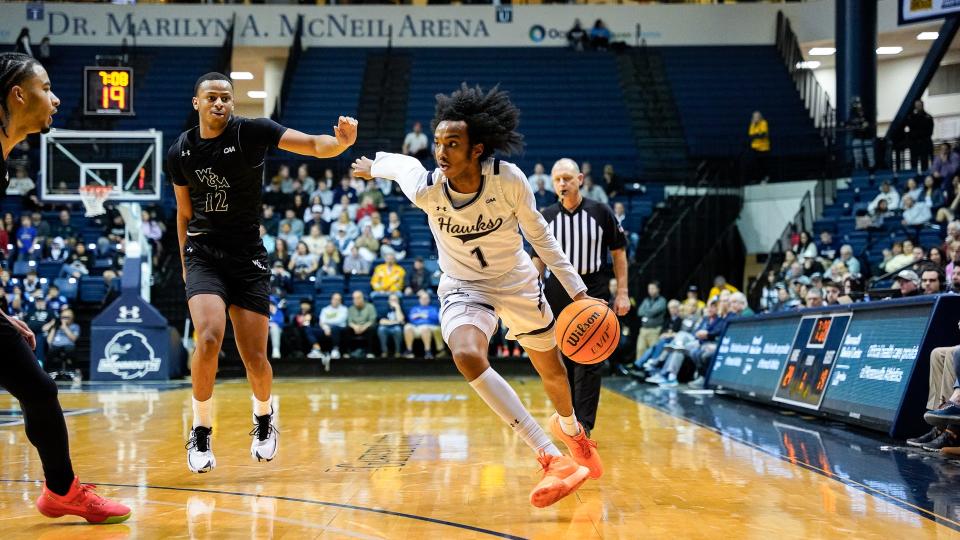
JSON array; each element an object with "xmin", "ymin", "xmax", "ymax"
[{"xmin": 0, "ymin": 378, "xmax": 957, "ymax": 539}]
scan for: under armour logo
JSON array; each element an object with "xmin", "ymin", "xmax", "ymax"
[
  {"xmin": 118, "ymin": 306, "xmax": 140, "ymax": 320},
  {"xmin": 436, "ymin": 206, "xmax": 447, "ymax": 212},
  {"xmin": 182, "ymin": 150, "xmax": 190, "ymax": 157}
]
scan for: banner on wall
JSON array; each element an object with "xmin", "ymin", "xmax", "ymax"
[
  {"xmin": 899, "ymin": 0, "xmax": 960, "ymax": 25},
  {"xmin": 0, "ymin": 2, "xmax": 832, "ymax": 48}
]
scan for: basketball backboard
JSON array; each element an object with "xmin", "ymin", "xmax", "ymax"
[{"xmin": 40, "ymin": 130, "xmax": 163, "ymax": 203}]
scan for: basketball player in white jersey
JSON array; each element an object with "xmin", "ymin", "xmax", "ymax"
[{"xmin": 352, "ymin": 84, "xmax": 603, "ymax": 508}]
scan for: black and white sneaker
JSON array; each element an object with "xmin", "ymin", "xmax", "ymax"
[
  {"xmin": 250, "ymin": 409, "xmax": 279, "ymax": 462},
  {"xmin": 921, "ymin": 428, "xmax": 960, "ymax": 452},
  {"xmin": 906, "ymin": 427, "xmax": 942, "ymax": 447},
  {"xmin": 186, "ymin": 426, "xmax": 216, "ymax": 473}
]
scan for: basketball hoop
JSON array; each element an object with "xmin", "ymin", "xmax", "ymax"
[{"xmin": 79, "ymin": 185, "xmax": 113, "ymax": 217}]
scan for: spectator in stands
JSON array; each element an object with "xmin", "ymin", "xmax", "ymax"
[
  {"xmin": 311, "ymin": 177, "xmax": 335, "ymax": 208},
  {"xmin": 804, "ymin": 288, "xmax": 824, "ymax": 308},
  {"xmin": 64, "ymin": 242, "xmax": 91, "ymax": 278},
  {"xmin": 302, "ymin": 223, "xmax": 327, "ymax": 256},
  {"xmin": 44, "ymin": 308, "xmax": 79, "ymax": 373},
  {"xmin": 277, "ymin": 222, "xmax": 299, "ymax": 252},
  {"xmin": 817, "ymin": 231, "xmax": 837, "ymax": 261},
  {"xmin": 280, "ymin": 208, "xmax": 305, "ymax": 238},
  {"xmin": 590, "ymin": 19, "xmax": 611, "ymax": 50},
  {"xmin": 44, "ymin": 285, "xmax": 67, "ymax": 314},
  {"xmin": 402, "ymin": 121, "xmax": 430, "ymax": 163},
  {"xmin": 904, "ymin": 177, "xmax": 923, "ymax": 202},
  {"xmin": 21, "ymin": 269, "xmax": 40, "ymax": 297},
  {"xmin": 929, "ymin": 246, "xmax": 946, "ymax": 269},
  {"xmin": 371, "ymin": 253, "xmax": 405, "ymax": 296},
  {"xmin": 330, "ymin": 211, "xmax": 359, "ymax": 241},
  {"xmin": 346, "ymin": 291, "xmax": 377, "ymax": 358},
  {"xmin": 366, "ymin": 212, "xmax": 385, "ymax": 240},
  {"xmin": 794, "ymin": 230, "xmax": 817, "ymax": 262},
  {"xmin": 779, "ymin": 250, "xmax": 798, "ymax": 279},
  {"xmin": 318, "ymin": 293, "xmax": 348, "ymax": 364},
  {"xmin": 16, "ymin": 214, "xmax": 36, "ymax": 257},
  {"xmin": 386, "ymin": 211, "xmax": 403, "ymax": 235},
  {"xmin": 581, "ymin": 161, "xmax": 592, "ymax": 179},
  {"xmin": 729, "ymin": 292, "xmax": 754, "ymax": 317},
  {"xmin": 952, "ymin": 265, "xmax": 960, "ymax": 293},
  {"xmin": 683, "ymin": 285, "xmax": 705, "ymax": 314},
  {"xmin": 907, "ymin": 341, "xmax": 960, "ymax": 449},
  {"xmin": 352, "ymin": 225, "xmax": 380, "ymax": 262},
  {"xmin": 636, "ymin": 281, "xmax": 667, "ymax": 360},
  {"xmin": 581, "ymin": 175, "xmax": 608, "ymax": 204},
  {"xmin": 5, "ymin": 165, "xmax": 34, "ymax": 196},
  {"xmin": 45, "ymin": 237, "xmax": 68, "ymax": 263},
  {"xmin": 533, "ymin": 178, "xmax": 553, "ymax": 210},
  {"xmin": 602, "ymin": 164, "xmax": 624, "ymax": 198},
  {"xmin": 708, "ymin": 275, "xmax": 739, "ymax": 300},
  {"xmin": 360, "ymin": 181, "xmax": 385, "ymax": 210},
  {"xmin": 377, "ymin": 294, "xmax": 406, "ymax": 358},
  {"xmin": 869, "ymin": 180, "xmax": 901, "ymax": 212},
  {"xmin": 945, "ymin": 221, "xmax": 960, "ymax": 253},
  {"xmin": 848, "ymin": 96, "xmax": 875, "ymax": 171},
  {"xmin": 404, "ymin": 257, "xmax": 430, "ymax": 296},
  {"xmin": 141, "ymin": 209, "xmax": 164, "ymax": 262},
  {"xmin": 895, "ymin": 269, "xmax": 921, "ymax": 297},
  {"xmin": 906, "ymin": 100, "xmax": 935, "ymax": 173},
  {"xmin": 269, "ymin": 261, "xmax": 292, "ymax": 297},
  {"xmin": 567, "ymin": 19, "xmax": 587, "ymax": 51},
  {"xmin": 275, "ymin": 165, "xmax": 294, "ymax": 194},
  {"xmin": 295, "ymin": 299, "xmax": 321, "ymax": 359},
  {"xmin": 932, "ymin": 143, "xmax": 959, "ymax": 183},
  {"xmin": 901, "ymin": 195, "xmax": 932, "ymax": 227},
  {"xmin": 747, "ymin": 111, "xmax": 771, "ymax": 182},
  {"xmin": 885, "ymin": 239, "xmax": 917, "ymax": 273},
  {"xmin": 261, "ymin": 205, "xmax": 280, "ymax": 236},
  {"xmin": 14, "ymin": 27, "xmax": 32, "ymax": 57},
  {"xmin": 260, "ymin": 225, "xmax": 276, "ymax": 256},
  {"xmin": 25, "ymin": 295, "xmax": 51, "ymax": 354},
  {"xmin": 268, "ymin": 295, "xmax": 284, "ymax": 360},
  {"xmin": 303, "ymin": 203, "xmax": 325, "ymax": 232},
  {"xmin": 289, "ymin": 241, "xmax": 319, "ymax": 281},
  {"xmin": 271, "ymin": 238, "xmax": 291, "ymax": 268},
  {"xmin": 380, "ymin": 227, "xmax": 407, "ymax": 260},
  {"xmin": 528, "ymin": 163, "xmax": 552, "ymax": 193},
  {"xmin": 770, "ymin": 284, "xmax": 795, "ymax": 312},
  {"xmin": 921, "ymin": 267, "xmax": 944, "ymax": 295},
  {"xmin": 869, "ymin": 199, "xmax": 893, "ymax": 229},
  {"xmin": 823, "ymin": 280, "xmax": 842, "ymax": 305},
  {"xmin": 404, "ymin": 290, "xmax": 442, "ymax": 359},
  {"xmin": 342, "ymin": 245, "xmax": 370, "ymax": 275},
  {"xmin": 333, "ymin": 176, "xmax": 358, "ymax": 205},
  {"xmin": 296, "ymin": 164, "xmax": 316, "ymax": 195},
  {"xmin": 331, "ymin": 227, "xmax": 352, "ymax": 256},
  {"xmin": 355, "ymin": 195, "xmax": 377, "ymax": 224},
  {"xmin": 759, "ymin": 272, "xmax": 780, "ymax": 312}
]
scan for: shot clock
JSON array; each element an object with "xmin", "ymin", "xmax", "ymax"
[{"xmin": 84, "ymin": 67, "xmax": 134, "ymax": 116}]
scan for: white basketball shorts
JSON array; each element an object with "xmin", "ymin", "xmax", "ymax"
[{"xmin": 437, "ymin": 263, "xmax": 557, "ymax": 352}]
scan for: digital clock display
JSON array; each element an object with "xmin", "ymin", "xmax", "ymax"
[{"xmin": 84, "ymin": 67, "xmax": 134, "ymax": 116}]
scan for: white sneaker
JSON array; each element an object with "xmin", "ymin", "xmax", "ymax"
[
  {"xmin": 186, "ymin": 426, "xmax": 216, "ymax": 473},
  {"xmin": 645, "ymin": 373, "xmax": 667, "ymax": 384},
  {"xmin": 271, "ymin": 350, "xmax": 281, "ymax": 360},
  {"xmin": 307, "ymin": 348, "xmax": 322, "ymax": 359},
  {"xmin": 250, "ymin": 408, "xmax": 279, "ymax": 462},
  {"xmin": 330, "ymin": 347, "xmax": 341, "ymax": 360}
]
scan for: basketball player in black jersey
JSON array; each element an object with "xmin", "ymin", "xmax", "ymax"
[
  {"xmin": 166, "ymin": 72, "xmax": 357, "ymax": 473},
  {"xmin": 0, "ymin": 52, "xmax": 130, "ymax": 523},
  {"xmin": 534, "ymin": 158, "xmax": 630, "ymax": 437}
]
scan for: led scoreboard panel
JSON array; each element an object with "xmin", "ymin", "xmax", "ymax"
[
  {"xmin": 84, "ymin": 67, "xmax": 134, "ymax": 116},
  {"xmin": 707, "ymin": 296, "xmax": 960, "ymax": 438},
  {"xmin": 709, "ymin": 315, "xmax": 796, "ymax": 401},
  {"xmin": 820, "ymin": 304, "xmax": 933, "ymax": 427}
]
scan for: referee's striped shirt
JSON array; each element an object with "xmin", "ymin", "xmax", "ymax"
[{"xmin": 538, "ymin": 197, "xmax": 627, "ymax": 275}]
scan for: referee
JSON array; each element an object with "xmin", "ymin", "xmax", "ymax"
[{"xmin": 533, "ymin": 158, "xmax": 630, "ymax": 436}]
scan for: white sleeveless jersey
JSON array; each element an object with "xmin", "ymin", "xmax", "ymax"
[{"xmin": 371, "ymin": 152, "xmax": 586, "ymax": 298}]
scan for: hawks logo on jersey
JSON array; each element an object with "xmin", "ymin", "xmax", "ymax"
[
  {"xmin": 437, "ymin": 214, "xmax": 505, "ymax": 243},
  {"xmin": 195, "ymin": 168, "xmax": 230, "ymax": 190}
]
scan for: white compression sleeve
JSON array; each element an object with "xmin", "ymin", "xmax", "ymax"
[{"xmin": 469, "ymin": 367, "xmax": 561, "ymax": 457}]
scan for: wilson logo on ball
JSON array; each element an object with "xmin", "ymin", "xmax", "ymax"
[
  {"xmin": 556, "ymin": 300, "xmax": 621, "ymax": 365},
  {"xmin": 565, "ymin": 311, "xmax": 602, "ymax": 347}
]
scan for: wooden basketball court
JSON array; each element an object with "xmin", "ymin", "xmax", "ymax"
[{"xmin": 1, "ymin": 378, "xmax": 958, "ymax": 539}]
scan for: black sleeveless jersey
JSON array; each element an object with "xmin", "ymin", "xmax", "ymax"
[{"xmin": 165, "ymin": 116, "xmax": 286, "ymax": 246}]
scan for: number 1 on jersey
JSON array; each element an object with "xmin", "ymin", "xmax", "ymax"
[{"xmin": 470, "ymin": 246, "xmax": 488, "ymax": 268}]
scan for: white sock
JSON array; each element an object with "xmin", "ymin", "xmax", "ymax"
[
  {"xmin": 559, "ymin": 412, "xmax": 581, "ymax": 437},
  {"xmin": 192, "ymin": 397, "xmax": 212, "ymax": 428},
  {"xmin": 469, "ymin": 367, "xmax": 561, "ymax": 457},
  {"xmin": 253, "ymin": 395, "xmax": 273, "ymax": 417}
]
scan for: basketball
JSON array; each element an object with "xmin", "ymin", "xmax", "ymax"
[{"xmin": 555, "ymin": 299, "xmax": 620, "ymax": 364}]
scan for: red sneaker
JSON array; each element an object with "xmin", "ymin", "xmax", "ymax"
[
  {"xmin": 549, "ymin": 413, "xmax": 604, "ymax": 479},
  {"xmin": 529, "ymin": 451, "xmax": 589, "ymax": 508},
  {"xmin": 36, "ymin": 476, "xmax": 131, "ymax": 524}
]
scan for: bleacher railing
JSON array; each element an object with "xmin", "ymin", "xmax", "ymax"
[
  {"xmin": 271, "ymin": 15, "xmax": 304, "ymax": 122},
  {"xmin": 775, "ymin": 11, "xmax": 836, "ymax": 144}
]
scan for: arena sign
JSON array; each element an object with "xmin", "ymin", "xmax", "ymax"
[{"xmin": 0, "ymin": 3, "xmax": 835, "ymax": 48}]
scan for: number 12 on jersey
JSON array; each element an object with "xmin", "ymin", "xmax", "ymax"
[
  {"xmin": 470, "ymin": 246, "xmax": 488, "ymax": 268},
  {"xmin": 205, "ymin": 190, "xmax": 228, "ymax": 212}
]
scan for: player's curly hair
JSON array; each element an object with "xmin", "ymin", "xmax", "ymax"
[
  {"xmin": 432, "ymin": 83, "xmax": 524, "ymax": 160},
  {"xmin": 0, "ymin": 52, "xmax": 41, "ymax": 137}
]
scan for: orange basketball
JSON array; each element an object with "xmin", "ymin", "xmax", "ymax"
[{"xmin": 555, "ymin": 299, "xmax": 620, "ymax": 365}]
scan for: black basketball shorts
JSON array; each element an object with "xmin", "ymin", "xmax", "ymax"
[{"xmin": 183, "ymin": 236, "xmax": 271, "ymax": 317}]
